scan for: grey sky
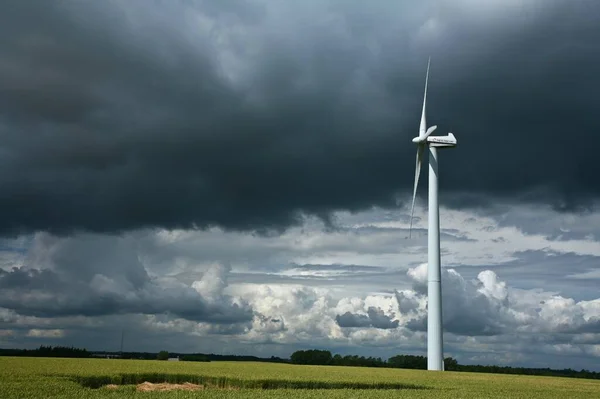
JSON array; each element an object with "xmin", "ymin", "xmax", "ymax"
[{"xmin": 0, "ymin": 0, "xmax": 599, "ymax": 235}]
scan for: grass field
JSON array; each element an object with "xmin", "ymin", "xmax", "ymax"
[{"xmin": 1, "ymin": 357, "xmax": 599, "ymax": 398}]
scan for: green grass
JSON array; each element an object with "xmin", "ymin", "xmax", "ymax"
[{"xmin": 1, "ymin": 357, "xmax": 599, "ymax": 398}]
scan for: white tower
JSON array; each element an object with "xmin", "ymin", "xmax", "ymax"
[{"xmin": 408, "ymin": 58, "xmax": 457, "ymax": 371}]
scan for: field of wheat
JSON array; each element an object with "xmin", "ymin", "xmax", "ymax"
[{"xmin": 1, "ymin": 357, "xmax": 599, "ymax": 398}]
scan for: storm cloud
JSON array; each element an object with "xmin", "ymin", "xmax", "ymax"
[
  {"xmin": 0, "ymin": 0, "xmax": 598, "ymax": 236},
  {"xmin": 0, "ymin": 234, "xmax": 253, "ymax": 323}
]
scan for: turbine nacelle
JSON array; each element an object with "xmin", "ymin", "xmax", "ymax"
[{"xmin": 427, "ymin": 132, "xmax": 457, "ymax": 148}]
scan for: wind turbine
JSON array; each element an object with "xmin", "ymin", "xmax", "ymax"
[{"xmin": 408, "ymin": 58, "xmax": 457, "ymax": 371}]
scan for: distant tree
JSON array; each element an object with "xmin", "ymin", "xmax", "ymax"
[
  {"xmin": 331, "ymin": 354, "xmax": 343, "ymax": 365},
  {"xmin": 290, "ymin": 350, "xmax": 333, "ymax": 365},
  {"xmin": 444, "ymin": 357, "xmax": 459, "ymax": 371},
  {"xmin": 181, "ymin": 355, "xmax": 210, "ymax": 362},
  {"xmin": 388, "ymin": 354, "xmax": 427, "ymax": 369},
  {"xmin": 28, "ymin": 345, "xmax": 91, "ymax": 358},
  {"xmin": 157, "ymin": 350, "xmax": 169, "ymax": 360}
]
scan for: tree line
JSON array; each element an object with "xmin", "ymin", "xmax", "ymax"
[
  {"xmin": 290, "ymin": 349, "xmax": 600, "ymax": 380},
  {"xmin": 0, "ymin": 346, "xmax": 90, "ymax": 358},
  {"xmin": 290, "ymin": 350, "xmax": 458, "ymax": 370}
]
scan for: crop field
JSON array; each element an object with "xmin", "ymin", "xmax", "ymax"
[{"xmin": 1, "ymin": 357, "xmax": 599, "ymax": 398}]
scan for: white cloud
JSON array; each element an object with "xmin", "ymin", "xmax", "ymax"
[
  {"xmin": 216, "ymin": 261, "xmax": 600, "ymax": 364},
  {"xmin": 26, "ymin": 329, "xmax": 65, "ymax": 338}
]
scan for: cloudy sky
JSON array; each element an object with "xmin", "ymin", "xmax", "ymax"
[{"xmin": 1, "ymin": 0, "xmax": 600, "ymax": 371}]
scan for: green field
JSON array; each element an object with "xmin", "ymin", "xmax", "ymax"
[{"xmin": 1, "ymin": 357, "xmax": 599, "ymax": 398}]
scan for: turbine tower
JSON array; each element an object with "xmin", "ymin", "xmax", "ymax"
[{"xmin": 408, "ymin": 58, "xmax": 457, "ymax": 371}]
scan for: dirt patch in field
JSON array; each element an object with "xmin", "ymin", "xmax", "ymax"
[
  {"xmin": 136, "ymin": 382, "xmax": 204, "ymax": 392},
  {"xmin": 100, "ymin": 382, "xmax": 240, "ymax": 391},
  {"xmin": 80, "ymin": 373, "xmax": 427, "ymax": 391}
]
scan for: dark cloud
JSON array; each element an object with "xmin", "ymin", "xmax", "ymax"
[
  {"xmin": 336, "ymin": 306, "xmax": 399, "ymax": 329},
  {"xmin": 395, "ymin": 291, "xmax": 420, "ymax": 314},
  {"xmin": 556, "ymin": 319, "xmax": 600, "ymax": 335},
  {"xmin": 402, "ymin": 266, "xmax": 513, "ymax": 336},
  {"xmin": 0, "ymin": 266, "xmax": 252, "ymax": 323},
  {"xmin": 336, "ymin": 312, "xmax": 371, "ymax": 328},
  {"xmin": 0, "ymin": 0, "xmax": 599, "ymax": 237},
  {"xmin": 0, "ymin": 234, "xmax": 252, "ymax": 323}
]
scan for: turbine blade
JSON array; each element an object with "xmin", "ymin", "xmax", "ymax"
[
  {"xmin": 419, "ymin": 57, "xmax": 431, "ymax": 138},
  {"xmin": 424, "ymin": 125, "xmax": 438, "ymax": 139},
  {"xmin": 409, "ymin": 144, "xmax": 424, "ymax": 238}
]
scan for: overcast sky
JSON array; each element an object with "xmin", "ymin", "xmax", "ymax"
[{"xmin": 1, "ymin": 0, "xmax": 600, "ymax": 371}]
